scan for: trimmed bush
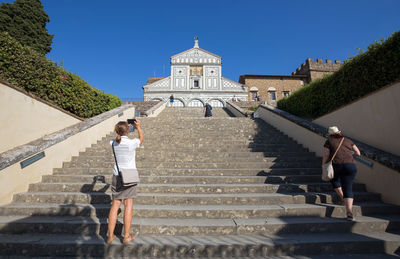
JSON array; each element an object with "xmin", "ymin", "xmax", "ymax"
[
  {"xmin": 0, "ymin": 32, "xmax": 121, "ymax": 118},
  {"xmin": 277, "ymin": 30, "xmax": 400, "ymax": 119}
]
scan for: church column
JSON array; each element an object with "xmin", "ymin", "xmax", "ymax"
[
  {"xmin": 186, "ymin": 65, "xmax": 190, "ymax": 90},
  {"xmin": 170, "ymin": 62, "xmax": 174, "ymax": 91},
  {"xmin": 219, "ymin": 66, "xmax": 223, "ymax": 91}
]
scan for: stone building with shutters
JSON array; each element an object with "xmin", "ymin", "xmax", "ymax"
[
  {"xmin": 239, "ymin": 58, "xmax": 343, "ymax": 106},
  {"xmin": 143, "ymin": 38, "xmax": 248, "ymax": 107}
]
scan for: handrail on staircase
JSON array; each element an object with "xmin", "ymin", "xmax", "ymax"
[
  {"xmin": 226, "ymin": 102, "xmax": 249, "ymax": 117},
  {"xmin": 143, "ymin": 101, "xmax": 168, "ymax": 117}
]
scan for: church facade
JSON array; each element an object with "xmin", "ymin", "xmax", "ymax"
[{"xmin": 143, "ymin": 38, "xmax": 248, "ymax": 107}]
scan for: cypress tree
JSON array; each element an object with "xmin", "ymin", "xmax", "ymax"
[{"xmin": 0, "ymin": 0, "xmax": 53, "ymax": 55}]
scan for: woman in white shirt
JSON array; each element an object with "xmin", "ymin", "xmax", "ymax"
[{"xmin": 107, "ymin": 120, "xmax": 143, "ymax": 244}]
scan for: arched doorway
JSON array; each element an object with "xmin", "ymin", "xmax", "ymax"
[
  {"xmin": 187, "ymin": 99, "xmax": 204, "ymax": 107},
  {"xmin": 172, "ymin": 99, "xmax": 185, "ymax": 107},
  {"xmin": 209, "ymin": 99, "xmax": 225, "ymax": 107}
]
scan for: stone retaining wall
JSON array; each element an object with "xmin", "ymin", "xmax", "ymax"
[
  {"xmin": 0, "ymin": 80, "xmax": 82, "ymax": 153},
  {"xmin": 255, "ymin": 104, "xmax": 400, "ymax": 205},
  {"xmin": 313, "ymin": 80, "xmax": 400, "ymax": 157},
  {"xmin": 0, "ymin": 104, "xmax": 135, "ymax": 205},
  {"xmin": 226, "ymin": 102, "xmax": 249, "ymax": 117}
]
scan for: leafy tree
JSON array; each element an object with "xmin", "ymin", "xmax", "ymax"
[{"xmin": 0, "ymin": 0, "xmax": 53, "ymax": 55}]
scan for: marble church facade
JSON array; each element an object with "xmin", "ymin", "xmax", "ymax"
[{"xmin": 143, "ymin": 38, "xmax": 248, "ymax": 107}]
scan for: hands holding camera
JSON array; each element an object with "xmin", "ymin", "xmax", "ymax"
[
  {"xmin": 128, "ymin": 119, "xmax": 143, "ymax": 144},
  {"xmin": 128, "ymin": 119, "xmax": 141, "ymax": 129}
]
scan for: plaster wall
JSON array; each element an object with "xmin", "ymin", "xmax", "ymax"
[
  {"xmin": 0, "ymin": 106, "xmax": 135, "ymax": 205},
  {"xmin": 256, "ymin": 105, "xmax": 400, "ymax": 205},
  {"xmin": 314, "ymin": 81, "xmax": 400, "ymax": 156},
  {"xmin": 0, "ymin": 82, "xmax": 81, "ymax": 153}
]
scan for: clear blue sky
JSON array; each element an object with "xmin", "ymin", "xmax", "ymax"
[{"xmin": 2, "ymin": 0, "xmax": 400, "ymax": 100}]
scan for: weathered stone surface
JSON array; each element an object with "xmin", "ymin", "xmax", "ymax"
[{"xmin": 0, "ymin": 107, "xmax": 399, "ymax": 257}]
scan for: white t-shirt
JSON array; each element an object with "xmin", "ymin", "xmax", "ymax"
[{"xmin": 110, "ymin": 136, "xmax": 141, "ymax": 176}]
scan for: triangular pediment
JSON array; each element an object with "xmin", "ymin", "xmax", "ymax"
[
  {"xmin": 172, "ymin": 47, "xmax": 221, "ymax": 59},
  {"xmin": 171, "ymin": 48, "xmax": 221, "ymax": 65}
]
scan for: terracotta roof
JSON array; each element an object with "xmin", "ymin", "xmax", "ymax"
[{"xmin": 146, "ymin": 77, "xmax": 166, "ymax": 85}]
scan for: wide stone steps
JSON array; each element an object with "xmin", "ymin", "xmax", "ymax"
[
  {"xmin": 1, "ymin": 107, "xmax": 399, "ymax": 257},
  {"xmin": 41, "ymin": 174, "xmax": 324, "ymax": 184},
  {"xmin": 96, "ymin": 133, "xmax": 302, "ymax": 142},
  {"xmin": 80, "ymin": 150, "xmax": 317, "ymax": 157},
  {"xmin": 28, "ymin": 182, "xmax": 368, "ymax": 194},
  {"xmin": 72, "ymin": 156, "xmax": 320, "ymax": 163},
  {"xmin": 62, "ymin": 161, "xmax": 321, "ymax": 170},
  {"xmin": 82, "ymin": 150, "xmax": 315, "ymax": 156},
  {"xmin": 53, "ymin": 167, "xmax": 322, "ymax": 176},
  {"xmin": 1, "ymin": 202, "xmax": 398, "ymax": 219},
  {"xmin": 100, "ymin": 134, "xmax": 295, "ymax": 141},
  {"xmin": 12, "ymin": 191, "xmax": 380, "ymax": 205},
  {"xmin": 158, "ymin": 107, "xmax": 233, "ymax": 117},
  {"xmin": 1, "ymin": 216, "xmax": 400, "ymax": 236},
  {"xmin": 91, "ymin": 144, "xmax": 308, "ymax": 152},
  {"xmin": 0, "ymin": 232, "xmax": 399, "ymax": 257}
]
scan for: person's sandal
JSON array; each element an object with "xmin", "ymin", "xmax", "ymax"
[
  {"xmin": 346, "ymin": 212, "xmax": 354, "ymax": 221},
  {"xmin": 123, "ymin": 235, "xmax": 135, "ymax": 244},
  {"xmin": 106, "ymin": 235, "xmax": 116, "ymax": 244}
]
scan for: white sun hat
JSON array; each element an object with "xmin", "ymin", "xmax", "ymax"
[{"xmin": 328, "ymin": 126, "xmax": 341, "ymax": 135}]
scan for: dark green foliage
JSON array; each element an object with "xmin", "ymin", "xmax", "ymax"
[
  {"xmin": 277, "ymin": 30, "xmax": 400, "ymax": 119},
  {"xmin": 0, "ymin": 32, "xmax": 121, "ymax": 118},
  {"xmin": 0, "ymin": 0, "xmax": 53, "ymax": 55}
]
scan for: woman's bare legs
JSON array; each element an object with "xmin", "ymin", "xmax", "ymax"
[
  {"xmin": 333, "ymin": 187, "xmax": 344, "ymax": 204},
  {"xmin": 345, "ymin": 198, "xmax": 354, "ymax": 216},
  {"xmin": 123, "ymin": 198, "xmax": 135, "ymax": 243},
  {"xmin": 107, "ymin": 199, "xmax": 122, "ymax": 243}
]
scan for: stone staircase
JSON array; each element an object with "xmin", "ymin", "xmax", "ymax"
[
  {"xmin": 125, "ymin": 101, "xmax": 160, "ymax": 116},
  {"xmin": 0, "ymin": 107, "xmax": 399, "ymax": 258}
]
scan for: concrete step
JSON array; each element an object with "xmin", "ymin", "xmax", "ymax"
[
  {"xmin": 93, "ymin": 140, "xmax": 304, "ymax": 147},
  {"xmin": 81, "ymin": 150, "xmax": 317, "ymax": 157},
  {"xmin": 90, "ymin": 147, "xmax": 309, "ymax": 154},
  {"xmin": 62, "ymin": 161, "xmax": 321, "ymax": 169},
  {"xmin": 2, "ymin": 107, "xmax": 398, "ymax": 258},
  {"xmin": 98, "ymin": 137, "xmax": 299, "ymax": 144},
  {"xmin": 2, "ymin": 254, "xmax": 396, "ymax": 259},
  {"xmin": 78, "ymin": 150, "xmax": 317, "ymax": 158},
  {"xmin": 71, "ymin": 155, "xmax": 320, "ymax": 163},
  {"xmin": 1, "ymin": 215, "xmax": 399, "ymax": 236},
  {"xmin": 28, "ymin": 182, "xmax": 367, "ymax": 194},
  {"xmin": 52, "ymin": 167, "xmax": 322, "ymax": 176},
  {"xmin": 41, "ymin": 174, "xmax": 325, "ymax": 184},
  {"xmin": 12, "ymin": 191, "xmax": 380, "ymax": 205},
  {"xmin": 1, "ymin": 202, "xmax": 398, "ymax": 218},
  {"xmin": 0, "ymin": 232, "xmax": 399, "ymax": 257}
]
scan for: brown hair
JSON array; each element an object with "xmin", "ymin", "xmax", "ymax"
[
  {"xmin": 331, "ymin": 132, "xmax": 343, "ymax": 138},
  {"xmin": 114, "ymin": 121, "xmax": 129, "ymax": 143}
]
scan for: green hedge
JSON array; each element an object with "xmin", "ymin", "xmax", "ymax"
[
  {"xmin": 0, "ymin": 32, "xmax": 121, "ymax": 118},
  {"xmin": 277, "ymin": 30, "xmax": 400, "ymax": 119}
]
